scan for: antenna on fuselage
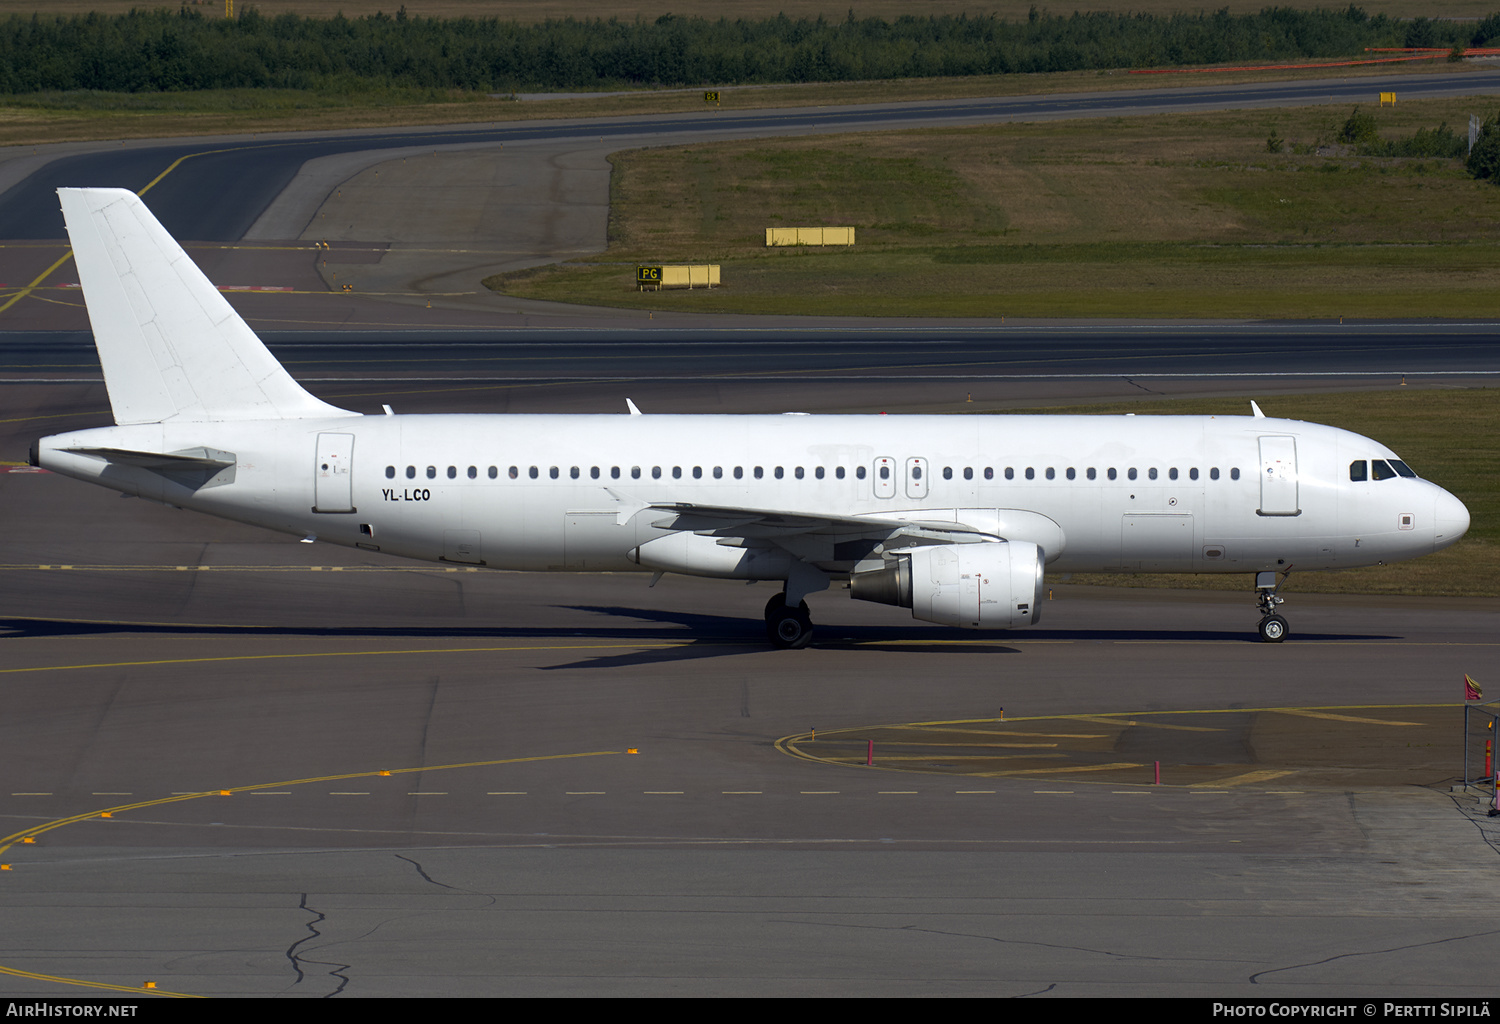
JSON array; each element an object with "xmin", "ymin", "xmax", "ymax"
[
  {"xmin": 626, "ymin": 399, "xmax": 642, "ymax": 415},
  {"xmin": 1250, "ymin": 401, "xmax": 1266, "ymax": 419}
]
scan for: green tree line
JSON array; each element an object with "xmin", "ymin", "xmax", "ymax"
[{"xmin": 0, "ymin": 6, "xmax": 1487, "ymax": 95}]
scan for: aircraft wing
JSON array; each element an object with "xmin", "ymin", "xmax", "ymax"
[{"xmin": 645, "ymin": 501, "xmax": 1000, "ymax": 545}]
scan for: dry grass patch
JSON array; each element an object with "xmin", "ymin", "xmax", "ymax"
[
  {"xmin": 0, "ymin": 1, "xmax": 1487, "ymax": 21},
  {"xmin": 608, "ymin": 100, "xmax": 1500, "ymax": 257},
  {"xmin": 493, "ymin": 97, "xmax": 1500, "ymax": 317}
]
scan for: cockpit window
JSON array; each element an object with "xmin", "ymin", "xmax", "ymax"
[
  {"xmin": 1389, "ymin": 460, "xmax": 1416, "ymax": 478},
  {"xmin": 1349, "ymin": 460, "xmax": 1367, "ymax": 482},
  {"xmin": 1372, "ymin": 459, "xmax": 1398, "ymax": 481}
]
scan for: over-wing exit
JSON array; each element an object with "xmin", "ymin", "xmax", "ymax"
[{"xmin": 32, "ymin": 190, "xmax": 1469, "ymax": 647}]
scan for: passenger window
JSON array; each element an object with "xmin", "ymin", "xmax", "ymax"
[
  {"xmin": 509, "ymin": 466, "xmax": 518, "ymax": 479},
  {"xmin": 1025, "ymin": 467, "xmax": 1035, "ymax": 480},
  {"xmin": 489, "ymin": 467, "xmax": 498, "ymax": 479},
  {"xmin": 591, "ymin": 467, "xmax": 600, "ymax": 479},
  {"xmin": 549, "ymin": 466, "xmax": 559, "ymax": 479},
  {"xmin": 529, "ymin": 466, "xmax": 539, "ymax": 479},
  {"xmin": 1168, "ymin": 468, "xmax": 1177, "ymax": 481},
  {"xmin": 1349, "ymin": 460, "xmax": 1368, "ymax": 482},
  {"xmin": 734, "ymin": 467, "xmax": 744, "ymax": 479},
  {"xmin": 775, "ymin": 467, "xmax": 784, "ymax": 479},
  {"xmin": 1045, "ymin": 468, "xmax": 1055, "ymax": 480},
  {"xmin": 1108, "ymin": 468, "xmax": 1117, "ymax": 481},
  {"xmin": 754, "ymin": 467, "xmax": 764, "ymax": 479},
  {"xmin": 912, "ymin": 466, "xmax": 921, "ymax": 480},
  {"xmin": 693, "ymin": 467, "xmax": 702, "ymax": 479},
  {"xmin": 1189, "ymin": 468, "xmax": 1198, "ymax": 481},
  {"xmin": 836, "ymin": 467, "xmax": 846, "ymax": 479},
  {"xmin": 1147, "ymin": 468, "xmax": 1157, "ymax": 481},
  {"xmin": 631, "ymin": 467, "xmax": 641, "ymax": 479},
  {"xmin": 1086, "ymin": 467, "xmax": 1096, "ymax": 480},
  {"xmin": 856, "ymin": 466, "xmax": 866, "ymax": 480},
  {"xmin": 1128, "ymin": 468, "xmax": 1137, "ymax": 481},
  {"xmin": 815, "ymin": 467, "xmax": 824, "ymax": 480},
  {"xmin": 467, "ymin": 466, "xmax": 477, "ymax": 479},
  {"xmin": 1004, "ymin": 467, "xmax": 1014, "ymax": 480},
  {"xmin": 984, "ymin": 467, "xmax": 993, "ymax": 480},
  {"xmin": 652, "ymin": 467, "xmax": 662, "ymax": 479},
  {"xmin": 943, "ymin": 467, "xmax": 953, "ymax": 481},
  {"xmin": 406, "ymin": 466, "xmax": 416, "ymax": 479},
  {"xmin": 879, "ymin": 465, "xmax": 890, "ymax": 480},
  {"xmin": 795, "ymin": 467, "xmax": 804, "ymax": 479},
  {"xmin": 671, "ymin": 466, "xmax": 681, "ymax": 479},
  {"xmin": 1230, "ymin": 468, "xmax": 1240, "ymax": 480},
  {"xmin": 385, "ymin": 466, "xmax": 395, "ymax": 479},
  {"xmin": 447, "ymin": 466, "xmax": 457, "ymax": 479},
  {"xmin": 570, "ymin": 467, "xmax": 580, "ymax": 479},
  {"xmin": 427, "ymin": 466, "xmax": 437, "ymax": 479},
  {"xmin": 611, "ymin": 467, "xmax": 621, "ymax": 479},
  {"xmin": 1210, "ymin": 467, "xmax": 1220, "ymax": 480},
  {"xmin": 965, "ymin": 467, "xmax": 974, "ymax": 481},
  {"xmin": 1066, "ymin": 468, "xmax": 1075, "ymax": 480},
  {"xmin": 714, "ymin": 467, "xmax": 723, "ymax": 479}
]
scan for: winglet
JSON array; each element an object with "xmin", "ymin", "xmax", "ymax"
[
  {"xmin": 1250, "ymin": 401, "xmax": 1266, "ymax": 419},
  {"xmin": 57, "ymin": 188, "xmax": 357, "ymax": 425},
  {"xmin": 626, "ymin": 399, "xmax": 642, "ymax": 415}
]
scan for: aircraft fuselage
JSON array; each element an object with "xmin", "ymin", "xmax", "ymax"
[{"xmin": 37, "ymin": 411, "xmax": 1466, "ymax": 578}]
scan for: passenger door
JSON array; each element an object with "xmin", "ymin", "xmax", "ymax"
[
  {"xmin": 1257, "ymin": 436, "xmax": 1299, "ymax": 516},
  {"xmin": 313, "ymin": 432, "xmax": 355, "ymax": 513}
]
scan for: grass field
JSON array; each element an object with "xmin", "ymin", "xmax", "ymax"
[
  {"xmin": 1005, "ymin": 388, "xmax": 1499, "ymax": 598},
  {"xmin": 0, "ymin": 2, "xmax": 1489, "ymax": 21},
  {"xmin": 488, "ymin": 97, "xmax": 1500, "ymax": 318}
]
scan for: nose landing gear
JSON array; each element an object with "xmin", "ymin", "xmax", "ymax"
[{"xmin": 1255, "ymin": 570, "xmax": 1288, "ymax": 643}]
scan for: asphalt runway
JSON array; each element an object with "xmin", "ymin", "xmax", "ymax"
[{"xmin": 3, "ymin": 76, "xmax": 1500, "ymax": 998}]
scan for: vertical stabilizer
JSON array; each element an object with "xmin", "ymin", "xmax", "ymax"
[{"xmin": 58, "ymin": 188, "xmax": 357, "ymax": 425}]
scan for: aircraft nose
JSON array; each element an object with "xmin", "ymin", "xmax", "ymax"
[{"xmin": 1434, "ymin": 488, "xmax": 1470, "ymax": 551}]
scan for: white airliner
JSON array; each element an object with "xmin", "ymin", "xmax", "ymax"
[{"xmin": 31, "ymin": 188, "xmax": 1470, "ymax": 646}]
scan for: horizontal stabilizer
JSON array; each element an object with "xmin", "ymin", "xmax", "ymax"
[
  {"xmin": 64, "ymin": 446, "xmax": 236, "ymax": 471},
  {"xmin": 65, "ymin": 445, "xmax": 237, "ymax": 490},
  {"xmin": 57, "ymin": 188, "xmax": 357, "ymax": 425}
]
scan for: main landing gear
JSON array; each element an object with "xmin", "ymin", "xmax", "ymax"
[
  {"xmin": 1255, "ymin": 570, "xmax": 1288, "ymax": 643},
  {"xmin": 765, "ymin": 593, "xmax": 814, "ymax": 650}
]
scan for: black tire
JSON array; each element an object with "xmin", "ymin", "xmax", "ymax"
[
  {"xmin": 766, "ymin": 599, "xmax": 813, "ymax": 649},
  {"xmin": 1258, "ymin": 614, "xmax": 1288, "ymax": 643}
]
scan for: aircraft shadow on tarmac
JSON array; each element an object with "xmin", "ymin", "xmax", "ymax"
[{"xmin": 0, "ymin": 608, "xmax": 1397, "ymax": 673}]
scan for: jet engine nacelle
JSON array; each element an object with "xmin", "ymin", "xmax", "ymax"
[{"xmin": 849, "ymin": 541, "xmax": 1045, "ymax": 629}]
